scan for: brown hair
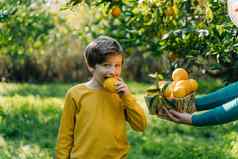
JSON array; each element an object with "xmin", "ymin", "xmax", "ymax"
[{"xmin": 84, "ymin": 36, "xmax": 124, "ymax": 68}]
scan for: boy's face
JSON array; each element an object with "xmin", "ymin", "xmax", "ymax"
[{"xmin": 92, "ymin": 54, "xmax": 123, "ymax": 85}]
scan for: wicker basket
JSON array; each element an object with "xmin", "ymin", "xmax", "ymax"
[{"xmin": 145, "ymin": 89, "xmax": 195, "ymax": 116}]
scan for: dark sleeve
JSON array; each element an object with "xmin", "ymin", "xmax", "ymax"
[
  {"xmin": 195, "ymin": 81, "xmax": 238, "ymax": 111},
  {"xmin": 192, "ymin": 97, "xmax": 238, "ymax": 126}
]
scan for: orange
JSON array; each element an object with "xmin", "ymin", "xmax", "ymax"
[
  {"xmin": 173, "ymin": 86, "xmax": 187, "ymax": 98},
  {"xmin": 103, "ymin": 77, "xmax": 118, "ymax": 93},
  {"xmin": 111, "ymin": 6, "xmax": 121, "ymax": 17},
  {"xmin": 163, "ymin": 81, "xmax": 176, "ymax": 98},
  {"xmin": 189, "ymin": 79, "xmax": 198, "ymax": 92},
  {"xmin": 175, "ymin": 80, "xmax": 191, "ymax": 91},
  {"xmin": 172, "ymin": 68, "xmax": 189, "ymax": 81},
  {"xmin": 163, "ymin": 85, "xmax": 172, "ymax": 98},
  {"xmin": 175, "ymin": 80, "xmax": 192, "ymax": 94}
]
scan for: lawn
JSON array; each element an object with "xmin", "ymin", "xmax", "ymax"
[{"xmin": 0, "ymin": 81, "xmax": 238, "ymax": 159}]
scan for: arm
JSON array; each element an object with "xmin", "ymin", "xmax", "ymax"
[
  {"xmin": 165, "ymin": 97, "xmax": 238, "ymax": 126},
  {"xmin": 122, "ymin": 94, "xmax": 148, "ymax": 132},
  {"xmin": 192, "ymin": 97, "xmax": 238, "ymax": 126},
  {"xmin": 55, "ymin": 91, "xmax": 76, "ymax": 159},
  {"xmin": 195, "ymin": 81, "xmax": 238, "ymax": 111},
  {"xmin": 116, "ymin": 79, "xmax": 147, "ymax": 132}
]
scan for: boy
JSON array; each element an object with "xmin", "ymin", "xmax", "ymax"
[{"xmin": 55, "ymin": 36, "xmax": 147, "ymax": 159}]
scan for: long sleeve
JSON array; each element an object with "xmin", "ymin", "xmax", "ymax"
[
  {"xmin": 121, "ymin": 94, "xmax": 147, "ymax": 132},
  {"xmin": 195, "ymin": 81, "xmax": 238, "ymax": 111},
  {"xmin": 192, "ymin": 97, "xmax": 238, "ymax": 126},
  {"xmin": 55, "ymin": 91, "xmax": 77, "ymax": 159}
]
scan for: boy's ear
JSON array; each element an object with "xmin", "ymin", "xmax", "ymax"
[
  {"xmin": 87, "ymin": 66, "xmax": 95, "ymax": 73},
  {"xmin": 85, "ymin": 61, "xmax": 95, "ymax": 73}
]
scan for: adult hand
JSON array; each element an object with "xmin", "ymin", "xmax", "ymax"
[{"xmin": 163, "ymin": 108, "xmax": 193, "ymax": 125}]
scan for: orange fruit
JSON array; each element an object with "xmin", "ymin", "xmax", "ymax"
[
  {"xmin": 103, "ymin": 77, "xmax": 118, "ymax": 93},
  {"xmin": 172, "ymin": 68, "xmax": 189, "ymax": 81},
  {"xmin": 173, "ymin": 86, "xmax": 187, "ymax": 98},
  {"xmin": 175, "ymin": 80, "xmax": 191, "ymax": 91},
  {"xmin": 163, "ymin": 85, "xmax": 172, "ymax": 98},
  {"xmin": 111, "ymin": 6, "xmax": 121, "ymax": 17},
  {"xmin": 175, "ymin": 80, "xmax": 192, "ymax": 94},
  {"xmin": 163, "ymin": 81, "xmax": 176, "ymax": 98},
  {"xmin": 189, "ymin": 79, "xmax": 198, "ymax": 92}
]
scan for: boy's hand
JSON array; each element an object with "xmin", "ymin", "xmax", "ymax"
[{"xmin": 116, "ymin": 78, "xmax": 130, "ymax": 96}]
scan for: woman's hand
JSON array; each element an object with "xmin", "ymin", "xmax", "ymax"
[{"xmin": 163, "ymin": 108, "xmax": 193, "ymax": 125}]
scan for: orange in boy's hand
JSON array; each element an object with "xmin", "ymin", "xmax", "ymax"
[
  {"xmin": 172, "ymin": 68, "xmax": 189, "ymax": 81},
  {"xmin": 103, "ymin": 77, "xmax": 118, "ymax": 93}
]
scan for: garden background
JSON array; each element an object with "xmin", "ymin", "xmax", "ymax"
[{"xmin": 1, "ymin": 0, "xmax": 238, "ymax": 158}]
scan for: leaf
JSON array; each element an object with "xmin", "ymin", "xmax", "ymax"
[
  {"xmin": 197, "ymin": 0, "xmax": 208, "ymax": 8},
  {"xmin": 66, "ymin": 0, "xmax": 83, "ymax": 6},
  {"xmin": 158, "ymin": 74, "xmax": 164, "ymax": 80},
  {"xmin": 205, "ymin": 7, "xmax": 213, "ymax": 22}
]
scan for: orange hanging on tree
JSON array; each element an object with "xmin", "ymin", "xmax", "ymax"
[{"xmin": 111, "ymin": 6, "xmax": 121, "ymax": 17}]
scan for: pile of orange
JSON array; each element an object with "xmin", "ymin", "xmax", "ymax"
[{"xmin": 162, "ymin": 68, "xmax": 198, "ymax": 98}]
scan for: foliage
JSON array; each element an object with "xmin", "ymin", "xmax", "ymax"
[
  {"xmin": 68, "ymin": 0, "xmax": 238, "ymax": 82},
  {"xmin": 0, "ymin": 0, "xmax": 55, "ymax": 82},
  {"xmin": 1, "ymin": 0, "xmax": 238, "ymax": 82},
  {"xmin": 0, "ymin": 0, "xmax": 55, "ymax": 57},
  {"xmin": 0, "ymin": 0, "xmax": 91, "ymax": 82}
]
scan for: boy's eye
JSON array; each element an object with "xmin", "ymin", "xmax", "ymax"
[
  {"xmin": 103, "ymin": 64, "xmax": 111, "ymax": 67},
  {"xmin": 102, "ymin": 63, "xmax": 121, "ymax": 68}
]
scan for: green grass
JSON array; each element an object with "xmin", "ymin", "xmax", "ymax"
[
  {"xmin": 0, "ymin": 82, "xmax": 74, "ymax": 97},
  {"xmin": 0, "ymin": 81, "xmax": 238, "ymax": 159}
]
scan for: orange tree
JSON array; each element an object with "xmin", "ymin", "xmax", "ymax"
[
  {"xmin": 0, "ymin": 0, "xmax": 55, "ymax": 57},
  {"xmin": 0, "ymin": 0, "xmax": 67, "ymax": 81},
  {"xmin": 68, "ymin": 0, "xmax": 238, "ymax": 82}
]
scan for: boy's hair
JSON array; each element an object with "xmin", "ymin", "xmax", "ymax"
[{"xmin": 84, "ymin": 36, "xmax": 124, "ymax": 68}]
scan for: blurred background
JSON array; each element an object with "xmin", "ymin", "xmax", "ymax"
[{"xmin": 1, "ymin": 0, "xmax": 238, "ymax": 158}]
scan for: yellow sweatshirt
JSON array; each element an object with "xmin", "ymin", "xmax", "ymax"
[{"xmin": 55, "ymin": 84, "xmax": 147, "ymax": 159}]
